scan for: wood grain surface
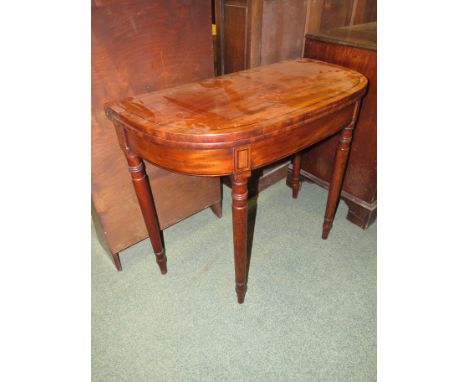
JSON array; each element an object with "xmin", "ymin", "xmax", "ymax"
[
  {"xmin": 92, "ymin": 0, "xmax": 221, "ymax": 264},
  {"xmin": 106, "ymin": 59, "xmax": 367, "ymax": 146},
  {"xmin": 300, "ymin": 34, "xmax": 377, "ymax": 229},
  {"xmin": 106, "ymin": 58, "xmax": 367, "ymax": 301}
]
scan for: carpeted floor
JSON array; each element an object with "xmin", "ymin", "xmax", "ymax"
[{"xmin": 92, "ymin": 180, "xmax": 376, "ymax": 382}]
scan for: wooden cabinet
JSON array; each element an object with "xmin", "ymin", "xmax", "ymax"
[
  {"xmin": 296, "ymin": 23, "xmax": 377, "ymax": 228},
  {"xmin": 215, "ymin": 0, "xmax": 308, "ymax": 74},
  {"xmin": 305, "ymin": 0, "xmax": 377, "ymax": 35},
  {"xmin": 92, "ymin": 0, "xmax": 222, "ymax": 269},
  {"xmin": 214, "ymin": 0, "xmax": 309, "ymax": 187}
]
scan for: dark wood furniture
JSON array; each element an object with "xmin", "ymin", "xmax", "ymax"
[
  {"xmin": 105, "ymin": 59, "xmax": 367, "ymax": 303},
  {"xmin": 305, "ymin": 0, "xmax": 376, "ymax": 36},
  {"xmin": 214, "ymin": 0, "xmax": 309, "ymax": 188},
  {"xmin": 214, "ymin": 0, "xmax": 308, "ymax": 75},
  {"xmin": 292, "ymin": 22, "xmax": 376, "ymax": 228},
  {"xmin": 92, "ymin": 0, "xmax": 222, "ymax": 271}
]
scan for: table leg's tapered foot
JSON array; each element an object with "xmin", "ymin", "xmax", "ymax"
[
  {"xmin": 112, "ymin": 252, "xmax": 123, "ymax": 271},
  {"xmin": 236, "ymin": 283, "xmax": 247, "ymax": 304},
  {"xmin": 155, "ymin": 249, "xmax": 167, "ymax": 274},
  {"xmin": 125, "ymin": 153, "xmax": 167, "ymax": 273},
  {"xmin": 292, "ymin": 152, "xmax": 302, "ymax": 199},
  {"xmin": 231, "ymin": 174, "xmax": 250, "ymax": 304},
  {"xmin": 322, "ymin": 102, "xmax": 360, "ymax": 240},
  {"xmin": 322, "ymin": 218, "xmax": 332, "ymax": 240}
]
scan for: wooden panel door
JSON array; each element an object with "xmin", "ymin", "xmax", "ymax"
[{"xmin": 215, "ymin": 0, "xmax": 308, "ymax": 74}]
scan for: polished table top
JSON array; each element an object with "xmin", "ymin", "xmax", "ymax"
[
  {"xmin": 106, "ymin": 58, "xmax": 367, "ymax": 147},
  {"xmin": 105, "ymin": 59, "xmax": 368, "ymax": 303}
]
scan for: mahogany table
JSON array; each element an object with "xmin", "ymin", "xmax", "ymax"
[{"xmin": 105, "ymin": 58, "xmax": 367, "ymax": 303}]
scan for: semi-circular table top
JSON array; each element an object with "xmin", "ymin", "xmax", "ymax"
[{"xmin": 105, "ymin": 59, "xmax": 368, "ymax": 147}]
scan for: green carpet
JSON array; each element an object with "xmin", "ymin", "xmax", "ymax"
[{"xmin": 92, "ymin": 181, "xmax": 376, "ymax": 381}]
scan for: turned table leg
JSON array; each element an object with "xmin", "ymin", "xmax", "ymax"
[
  {"xmin": 291, "ymin": 152, "xmax": 302, "ymax": 199},
  {"xmin": 231, "ymin": 174, "xmax": 250, "ymax": 304},
  {"xmin": 125, "ymin": 153, "xmax": 167, "ymax": 274},
  {"xmin": 322, "ymin": 102, "xmax": 360, "ymax": 240}
]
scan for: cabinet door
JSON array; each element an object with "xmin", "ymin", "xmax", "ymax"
[{"xmin": 215, "ymin": 0, "xmax": 307, "ymax": 74}]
